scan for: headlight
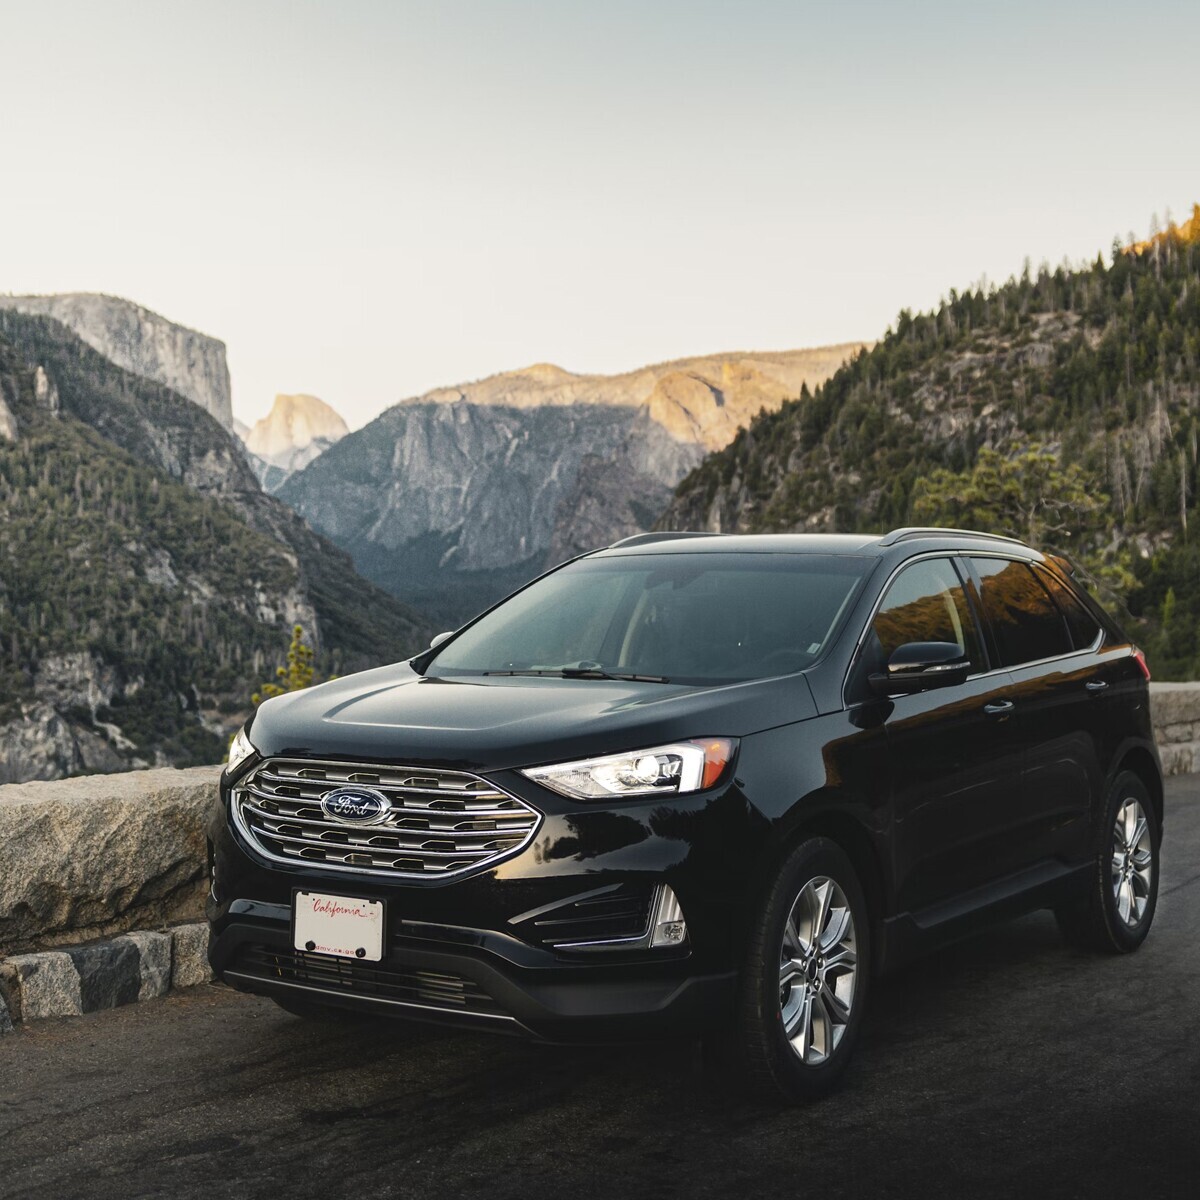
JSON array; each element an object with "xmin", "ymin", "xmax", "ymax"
[
  {"xmin": 225, "ymin": 726, "xmax": 257, "ymax": 775},
  {"xmin": 521, "ymin": 738, "xmax": 736, "ymax": 800}
]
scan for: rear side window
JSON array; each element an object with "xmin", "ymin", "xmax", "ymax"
[
  {"xmin": 1035, "ymin": 567, "xmax": 1101, "ymax": 651},
  {"xmin": 971, "ymin": 558, "xmax": 1072, "ymax": 666},
  {"xmin": 852, "ymin": 558, "xmax": 983, "ymax": 693}
]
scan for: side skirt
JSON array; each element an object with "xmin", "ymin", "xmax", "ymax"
[{"xmin": 876, "ymin": 859, "xmax": 1091, "ymax": 974}]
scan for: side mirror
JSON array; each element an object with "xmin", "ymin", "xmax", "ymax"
[
  {"xmin": 870, "ymin": 641, "xmax": 970, "ymax": 696},
  {"xmin": 429, "ymin": 631, "xmax": 454, "ymax": 651}
]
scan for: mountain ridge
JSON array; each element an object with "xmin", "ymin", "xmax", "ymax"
[{"xmin": 406, "ymin": 343, "xmax": 867, "ymax": 450}]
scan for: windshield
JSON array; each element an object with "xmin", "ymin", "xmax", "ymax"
[{"xmin": 424, "ymin": 552, "xmax": 870, "ymax": 686}]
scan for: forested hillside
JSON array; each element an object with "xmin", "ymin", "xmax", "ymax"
[
  {"xmin": 662, "ymin": 207, "xmax": 1200, "ymax": 676},
  {"xmin": 0, "ymin": 317, "xmax": 431, "ymax": 781}
]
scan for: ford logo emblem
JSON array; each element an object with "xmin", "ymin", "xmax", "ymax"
[{"xmin": 320, "ymin": 786, "xmax": 391, "ymax": 825}]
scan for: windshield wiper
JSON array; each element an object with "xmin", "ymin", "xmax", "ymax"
[
  {"xmin": 480, "ymin": 668, "xmax": 671, "ymax": 683},
  {"xmin": 481, "ymin": 670, "xmax": 567, "ymax": 677},
  {"xmin": 559, "ymin": 667, "xmax": 671, "ymax": 683}
]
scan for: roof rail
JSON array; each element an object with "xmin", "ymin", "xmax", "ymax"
[
  {"xmin": 607, "ymin": 531, "xmax": 720, "ymax": 549},
  {"xmin": 878, "ymin": 526, "xmax": 1029, "ymax": 548}
]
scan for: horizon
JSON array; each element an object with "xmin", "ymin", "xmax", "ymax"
[{"xmin": 2, "ymin": 0, "xmax": 1198, "ymax": 430}]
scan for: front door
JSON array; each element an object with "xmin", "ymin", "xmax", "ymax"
[{"xmin": 848, "ymin": 556, "xmax": 1022, "ymax": 914}]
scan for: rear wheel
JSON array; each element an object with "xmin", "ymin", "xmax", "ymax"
[
  {"xmin": 1056, "ymin": 771, "xmax": 1160, "ymax": 953},
  {"xmin": 727, "ymin": 836, "xmax": 871, "ymax": 1104}
]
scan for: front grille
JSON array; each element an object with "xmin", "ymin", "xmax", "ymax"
[
  {"xmin": 231, "ymin": 944, "xmax": 507, "ymax": 1017},
  {"xmin": 232, "ymin": 758, "xmax": 542, "ymax": 879},
  {"xmin": 521, "ymin": 885, "xmax": 655, "ymax": 949}
]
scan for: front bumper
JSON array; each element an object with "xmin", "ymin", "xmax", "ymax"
[
  {"xmin": 208, "ymin": 904, "xmax": 735, "ymax": 1040},
  {"xmin": 207, "ymin": 760, "xmax": 765, "ymax": 1041}
]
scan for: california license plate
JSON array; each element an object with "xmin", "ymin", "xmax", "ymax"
[{"xmin": 293, "ymin": 891, "xmax": 384, "ymax": 961}]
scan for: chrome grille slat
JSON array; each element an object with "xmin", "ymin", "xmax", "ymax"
[
  {"xmin": 255, "ymin": 766, "xmax": 505, "ymax": 796},
  {"xmin": 233, "ymin": 757, "xmax": 542, "ymax": 879},
  {"xmin": 252, "ymin": 827, "xmax": 503, "ymax": 858},
  {"xmin": 240, "ymin": 799, "xmax": 532, "ymax": 838},
  {"xmin": 241, "ymin": 784, "xmax": 524, "ymax": 820}
]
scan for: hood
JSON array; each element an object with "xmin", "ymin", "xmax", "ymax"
[{"xmin": 246, "ymin": 660, "xmax": 817, "ymax": 772}]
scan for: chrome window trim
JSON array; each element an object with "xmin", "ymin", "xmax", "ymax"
[
  {"xmin": 841, "ymin": 550, "xmax": 1106, "ymax": 708},
  {"xmin": 963, "ymin": 552, "xmax": 1106, "ymax": 669},
  {"xmin": 230, "ymin": 756, "xmax": 543, "ymax": 882}
]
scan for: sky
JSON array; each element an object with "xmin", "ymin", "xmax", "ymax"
[{"xmin": 2, "ymin": 0, "xmax": 1198, "ymax": 431}]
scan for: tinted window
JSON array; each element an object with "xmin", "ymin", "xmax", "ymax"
[
  {"xmin": 971, "ymin": 558, "xmax": 1072, "ymax": 666},
  {"xmin": 857, "ymin": 558, "xmax": 982, "ymax": 685},
  {"xmin": 428, "ymin": 553, "xmax": 869, "ymax": 685},
  {"xmin": 1035, "ymin": 567, "xmax": 1101, "ymax": 650}
]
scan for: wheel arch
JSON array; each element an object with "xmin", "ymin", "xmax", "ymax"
[
  {"xmin": 751, "ymin": 794, "xmax": 890, "ymax": 967},
  {"xmin": 1115, "ymin": 744, "xmax": 1164, "ymax": 832}
]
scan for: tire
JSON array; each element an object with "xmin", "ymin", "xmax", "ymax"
[
  {"xmin": 725, "ymin": 836, "xmax": 871, "ymax": 1104},
  {"xmin": 1056, "ymin": 770, "xmax": 1160, "ymax": 953}
]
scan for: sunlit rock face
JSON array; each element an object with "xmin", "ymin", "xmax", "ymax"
[
  {"xmin": 0, "ymin": 293, "xmax": 233, "ymax": 429},
  {"xmin": 413, "ymin": 345, "xmax": 865, "ymax": 451},
  {"xmin": 241, "ymin": 393, "xmax": 349, "ymax": 488}
]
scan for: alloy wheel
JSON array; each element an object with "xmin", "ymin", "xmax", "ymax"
[
  {"xmin": 778, "ymin": 875, "xmax": 858, "ymax": 1065},
  {"xmin": 1111, "ymin": 797, "xmax": 1154, "ymax": 927}
]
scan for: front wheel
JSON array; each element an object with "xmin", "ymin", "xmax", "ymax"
[
  {"xmin": 728, "ymin": 836, "xmax": 871, "ymax": 1104},
  {"xmin": 1056, "ymin": 770, "xmax": 1160, "ymax": 953}
]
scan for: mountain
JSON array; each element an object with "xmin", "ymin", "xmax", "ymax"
[
  {"xmin": 661, "ymin": 210, "xmax": 1200, "ymax": 677},
  {"xmin": 279, "ymin": 345, "xmax": 862, "ymax": 624},
  {"xmin": 411, "ymin": 346, "xmax": 863, "ymax": 449},
  {"xmin": 0, "ymin": 293, "xmax": 233, "ymax": 429},
  {"xmin": 241, "ymin": 393, "xmax": 349, "ymax": 491},
  {"xmin": 0, "ymin": 310, "xmax": 431, "ymax": 783}
]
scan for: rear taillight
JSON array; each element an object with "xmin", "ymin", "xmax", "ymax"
[{"xmin": 1132, "ymin": 648, "xmax": 1151, "ymax": 680}]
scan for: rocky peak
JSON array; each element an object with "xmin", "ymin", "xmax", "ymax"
[
  {"xmin": 0, "ymin": 293, "xmax": 233, "ymax": 429},
  {"xmin": 243, "ymin": 393, "xmax": 349, "ymax": 466}
]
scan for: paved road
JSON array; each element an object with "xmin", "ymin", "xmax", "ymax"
[{"xmin": 3, "ymin": 779, "xmax": 1200, "ymax": 1200}]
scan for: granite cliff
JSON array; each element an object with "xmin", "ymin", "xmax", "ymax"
[{"xmin": 0, "ymin": 293, "xmax": 233, "ymax": 429}]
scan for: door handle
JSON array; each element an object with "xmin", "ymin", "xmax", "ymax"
[
  {"xmin": 1085, "ymin": 680, "xmax": 1109, "ymax": 693},
  {"xmin": 983, "ymin": 699, "xmax": 1015, "ymax": 716}
]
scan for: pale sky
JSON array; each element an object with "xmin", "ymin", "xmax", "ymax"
[{"xmin": 2, "ymin": 0, "xmax": 1198, "ymax": 429}]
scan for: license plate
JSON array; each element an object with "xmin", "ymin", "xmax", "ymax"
[{"xmin": 293, "ymin": 891, "xmax": 384, "ymax": 961}]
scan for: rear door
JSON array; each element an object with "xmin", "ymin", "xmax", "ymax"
[
  {"xmin": 848, "ymin": 555, "xmax": 1022, "ymax": 913},
  {"xmin": 966, "ymin": 556, "xmax": 1101, "ymax": 869}
]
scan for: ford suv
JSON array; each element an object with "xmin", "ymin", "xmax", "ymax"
[{"xmin": 208, "ymin": 528, "xmax": 1163, "ymax": 1102}]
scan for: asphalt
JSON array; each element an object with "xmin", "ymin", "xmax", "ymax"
[{"xmin": 3, "ymin": 780, "xmax": 1200, "ymax": 1200}]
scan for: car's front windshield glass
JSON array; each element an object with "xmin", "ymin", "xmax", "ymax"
[{"xmin": 424, "ymin": 552, "xmax": 870, "ymax": 686}]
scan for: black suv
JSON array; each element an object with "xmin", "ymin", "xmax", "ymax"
[{"xmin": 208, "ymin": 528, "xmax": 1162, "ymax": 1102}]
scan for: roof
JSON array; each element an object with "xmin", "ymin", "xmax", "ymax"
[
  {"xmin": 599, "ymin": 532, "xmax": 881, "ymax": 556},
  {"xmin": 600, "ymin": 528, "xmax": 1036, "ymax": 558}
]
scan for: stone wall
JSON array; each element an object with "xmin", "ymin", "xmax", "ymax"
[
  {"xmin": 1149, "ymin": 683, "xmax": 1200, "ymax": 776},
  {"xmin": 0, "ymin": 764, "xmax": 219, "ymax": 957}
]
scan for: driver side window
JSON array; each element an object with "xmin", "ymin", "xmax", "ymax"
[{"xmin": 853, "ymin": 558, "xmax": 982, "ymax": 698}]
